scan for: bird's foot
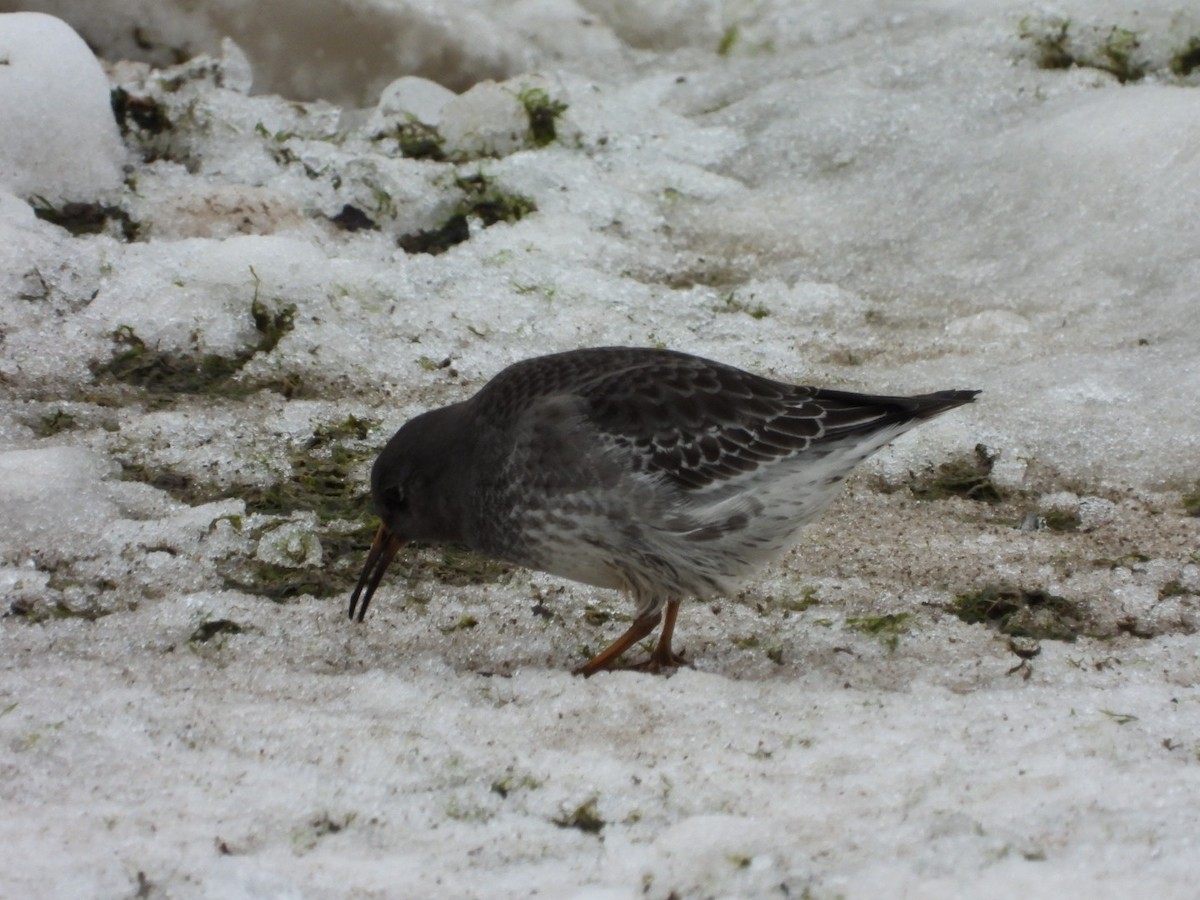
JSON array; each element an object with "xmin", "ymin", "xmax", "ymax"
[
  {"xmin": 617, "ymin": 646, "xmax": 691, "ymax": 674},
  {"xmin": 572, "ymin": 600, "xmax": 686, "ymax": 676},
  {"xmin": 572, "ymin": 648, "xmax": 690, "ymax": 676}
]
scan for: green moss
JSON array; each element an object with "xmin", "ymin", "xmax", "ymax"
[
  {"xmin": 119, "ymin": 419, "xmax": 376, "ymax": 523},
  {"xmin": 1171, "ymin": 37, "xmax": 1200, "ymax": 76},
  {"xmin": 122, "ymin": 414, "xmax": 379, "ymax": 601},
  {"xmin": 91, "ymin": 292, "xmax": 296, "ymax": 399},
  {"xmin": 309, "ymin": 415, "xmax": 374, "ymax": 446},
  {"xmin": 110, "ymin": 86, "xmax": 178, "ymax": 164},
  {"xmin": 518, "ymin": 87, "xmax": 568, "ymax": 147},
  {"xmin": 491, "ymin": 771, "xmax": 542, "ymax": 798},
  {"xmin": 847, "ymin": 613, "xmax": 912, "ymax": 634},
  {"xmin": 398, "ymin": 218, "xmax": 470, "ymax": 255},
  {"xmin": 718, "ymin": 291, "xmax": 770, "ymax": 319},
  {"xmin": 1018, "ymin": 15, "xmax": 1074, "ymax": 69},
  {"xmin": 292, "ymin": 812, "xmax": 357, "ymax": 853},
  {"xmin": 400, "ymin": 121, "xmax": 446, "ymax": 159},
  {"xmin": 254, "ymin": 446, "xmax": 371, "ymax": 521},
  {"xmin": 98, "ymin": 324, "xmax": 236, "ymax": 391},
  {"xmin": 111, "ymin": 86, "xmax": 172, "ymax": 135},
  {"xmin": 399, "ymin": 172, "xmax": 536, "ymax": 255},
  {"xmin": 554, "ymin": 798, "xmax": 605, "ymax": 834},
  {"xmin": 224, "ymin": 465, "xmax": 324, "ymax": 517},
  {"xmin": 717, "ymin": 25, "xmax": 740, "ymax": 57},
  {"xmin": 119, "ymin": 462, "xmax": 198, "ymax": 500},
  {"xmin": 1041, "ymin": 509, "xmax": 1081, "ymax": 532},
  {"xmin": 443, "ymin": 614, "xmax": 479, "ymax": 632},
  {"xmin": 910, "ymin": 444, "xmax": 1004, "ymax": 503},
  {"xmin": 35, "ymin": 409, "xmax": 77, "ymax": 437},
  {"xmin": 223, "ymin": 563, "xmax": 334, "ymax": 602},
  {"xmin": 1017, "ymin": 17, "xmax": 1147, "ymax": 82},
  {"xmin": 1182, "ymin": 486, "xmax": 1200, "ymax": 517},
  {"xmin": 9, "ymin": 595, "xmax": 113, "ymax": 623},
  {"xmin": 406, "ymin": 544, "xmax": 513, "ymax": 587},
  {"xmin": 444, "ymin": 799, "xmax": 493, "ymax": 822},
  {"xmin": 31, "ymin": 198, "xmax": 140, "ymax": 240},
  {"xmin": 316, "ymin": 520, "xmax": 379, "ymax": 566},
  {"xmin": 222, "ymin": 519, "xmax": 377, "ymax": 602},
  {"xmin": 784, "ymin": 585, "xmax": 821, "ymax": 613},
  {"xmin": 329, "ymin": 204, "xmax": 377, "ymax": 232},
  {"xmin": 188, "ymin": 618, "xmax": 244, "ymax": 644},
  {"xmin": 209, "ymin": 522, "xmax": 372, "ymax": 601},
  {"xmin": 1101, "ymin": 26, "xmax": 1144, "ymax": 83},
  {"xmin": 374, "ymin": 117, "xmax": 446, "ymax": 160},
  {"xmin": 1091, "ymin": 551, "xmax": 1150, "ymax": 569},
  {"xmin": 455, "ymin": 172, "xmax": 537, "ymax": 226},
  {"xmin": 249, "ymin": 294, "xmax": 295, "ymax": 355},
  {"xmin": 846, "ymin": 613, "xmax": 911, "ymax": 651},
  {"xmin": 952, "ymin": 584, "xmax": 1088, "ymax": 641},
  {"xmin": 511, "ymin": 281, "xmax": 557, "ymax": 302},
  {"xmin": 1099, "ymin": 709, "xmax": 1138, "ymax": 725}
]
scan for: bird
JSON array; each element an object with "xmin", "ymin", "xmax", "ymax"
[{"xmin": 349, "ymin": 346, "xmax": 978, "ymax": 675}]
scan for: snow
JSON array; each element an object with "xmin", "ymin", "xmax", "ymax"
[
  {"xmin": 369, "ymin": 76, "xmax": 458, "ymax": 131},
  {"xmin": 0, "ymin": 12, "xmax": 126, "ymax": 202},
  {"xmin": 1, "ymin": 2, "xmax": 1199, "ymax": 898}
]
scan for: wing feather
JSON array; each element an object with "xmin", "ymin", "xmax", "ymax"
[{"xmin": 471, "ymin": 347, "xmax": 976, "ymax": 493}]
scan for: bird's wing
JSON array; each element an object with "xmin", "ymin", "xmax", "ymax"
[
  {"xmin": 471, "ymin": 347, "xmax": 976, "ymax": 493},
  {"xmin": 570, "ymin": 356, "xmax": 975, "ymax": 491}
]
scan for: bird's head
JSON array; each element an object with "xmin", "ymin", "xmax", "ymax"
[{"xmin": 348, "ymin": 404, "xmax": 471, "ymax": 623}]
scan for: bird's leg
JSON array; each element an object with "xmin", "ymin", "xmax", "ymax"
[
  {"xmin": 648, "ymin": 598, "xmax": 687, "ymax": 668},
  {"xmin": 573, "ymin": 608, "xmax": 664, "ymax": 677},
  {"xmin": 573, "ymin": 599, "xmax": 689, "ymax": 676}
]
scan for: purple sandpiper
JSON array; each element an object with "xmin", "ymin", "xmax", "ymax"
[{"xmin": 350, "ymin": 347, "xmax": 978, "ymax": 675}]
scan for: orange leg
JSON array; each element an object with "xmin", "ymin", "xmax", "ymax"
[
  {"xmin": 573, "ymin": 599, "xmax": 688, "ymax": 676},
  {"xmin": 648, "ymin": 599, "xmax": 687, "ymax": 668},
  {"xmin": 573, "ymin": 608, "xmax": 663, "ymax": 677}
]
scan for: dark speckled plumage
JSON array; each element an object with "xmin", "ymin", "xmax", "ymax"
[{"xmin": 350, "ymin": 347, "xmax": 979, "ymax": 674}]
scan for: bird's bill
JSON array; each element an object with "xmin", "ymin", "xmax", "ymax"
[{"xmin": 348, "ymin": 524, "xmax": 405, "ymax": 622}]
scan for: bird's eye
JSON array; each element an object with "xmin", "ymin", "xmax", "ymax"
[{"xmin": 382, "ymin": 484, "xmax": 406, "ymax": 509}]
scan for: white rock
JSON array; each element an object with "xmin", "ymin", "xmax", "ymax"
[
  {"xmin": 439, "ymin": 79, "xmax": 529, "ymax": 158},
  {"xmin": 255, "ymin": 521, "xmax": 323, "ymax": 568},
  {"xmin": 0, "ymin": 12, "xmax": 125, "ymax": 202},
  {"xmin": 368, "ymin": 75, "xmax": 457, "ymax": 132},
  {"xmin": 217, "ymin": 36, "xmax": 254, "ymax": 94}
]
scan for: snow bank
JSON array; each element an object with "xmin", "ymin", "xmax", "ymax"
[{"xmin": 0, "ymin": 12, "xmax": 124, "ymax": 201}]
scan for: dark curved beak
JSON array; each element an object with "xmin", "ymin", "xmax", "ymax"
[{"xmin": 348, "ymin": 524, "xmax": 405, "ymax": 622}]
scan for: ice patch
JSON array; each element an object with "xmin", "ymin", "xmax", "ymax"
[{"xmin": 0, "ymin": 446, "xmax": 121, "ymax": 558}]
